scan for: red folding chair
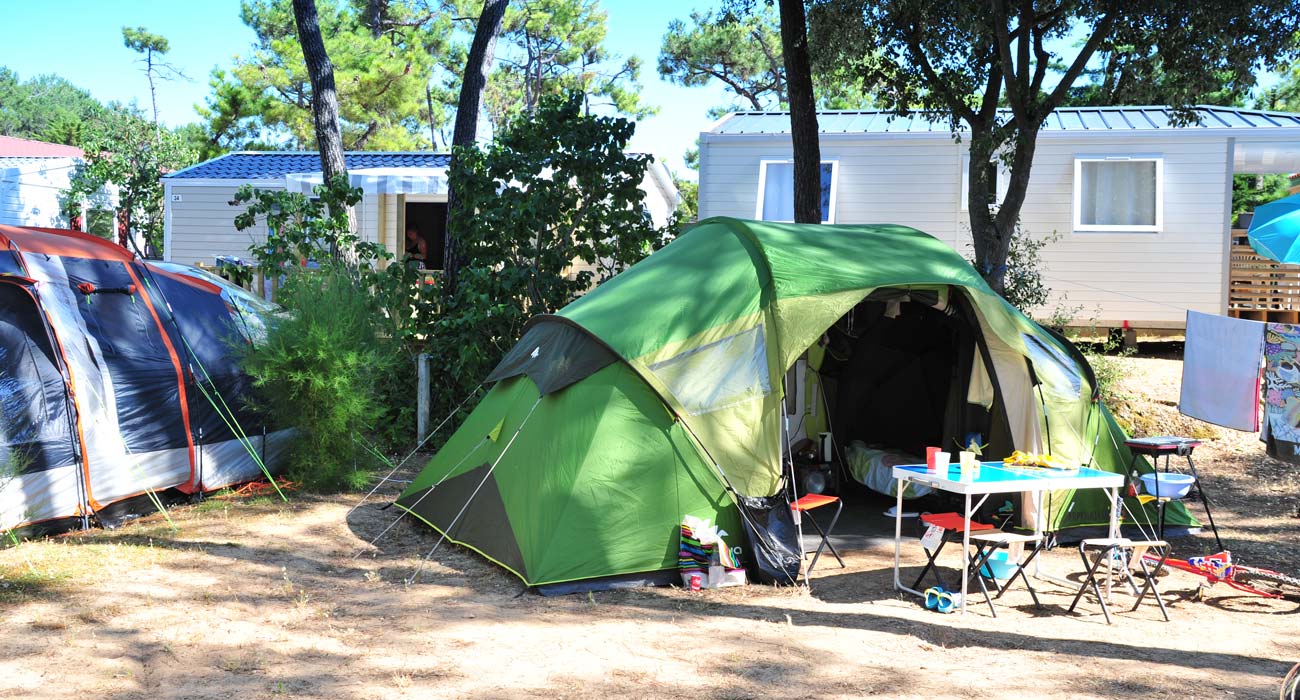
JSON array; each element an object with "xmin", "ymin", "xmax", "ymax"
[
  {"xmin": 791, "ymin": 494, "xmax": 846, "ymax": 575},
  {"xmin": 910, "ymin": 511, "xmax": 995, "ymax": 590}
]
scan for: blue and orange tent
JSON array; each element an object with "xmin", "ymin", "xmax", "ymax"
[{"xmin": 0, "ymin": 225, "xmax": 285, "ymax": 534}]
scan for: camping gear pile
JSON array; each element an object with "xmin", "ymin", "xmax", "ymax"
[
  {"xmin": 0, "ymin": 225, "xmax": 286, "ymax": 534},
  {"xmin": 393, "ymin": 217, "xmax": 1184, "ymax": 590},
  {"xmin": 677, "ymin": 515, "xmax": 745, "ymax": 589}
]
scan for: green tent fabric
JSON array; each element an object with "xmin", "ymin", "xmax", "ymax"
[{"xmin": 397, "ymin": 217, "xmax": 1192, "ymax": 587}]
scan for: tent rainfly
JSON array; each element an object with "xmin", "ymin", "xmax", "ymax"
[
  {"xmin": 0, "ymin": 225, "xmax": 288, "ymax": 534},
  {"xmin": 396, "ymin": 217, "xmax": 1192, "ymax": 589}
]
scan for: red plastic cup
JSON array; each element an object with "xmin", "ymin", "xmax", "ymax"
[{"xmin": 926, "ymin": 446, "xmax": 940, "ymax": 471}]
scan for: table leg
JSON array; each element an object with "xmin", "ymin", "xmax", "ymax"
[
  {"xmin": 893, "ymin": 478, "xmax": 904, "ymax": 592},
  {"xmin": 1185, "ymin": 453, "xmax": 1224, "ymax": 551},
  {"xmin": 1106, "ymin": 486, "xmax": 1119, "ymax": 601},
  {"xmin": 961, "ymin": 492, "xmax": 971, "ymax": 614},
  {"xmin": 1031, "ymin": 489, "xmax": 1044, "ymax": 578}
]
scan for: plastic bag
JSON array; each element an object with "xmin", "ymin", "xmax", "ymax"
[{"xmin": 737, "ymin": 495, "xmax": 802, "ymax": 585}]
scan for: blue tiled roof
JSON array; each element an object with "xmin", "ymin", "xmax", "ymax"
[
  {"xmin": 711, "ymin": 106, "xmax": 1300, "ymax": 135},
  {"xmin": 166, "ymin": 151, "xmax": 453, "ymax": 180}
]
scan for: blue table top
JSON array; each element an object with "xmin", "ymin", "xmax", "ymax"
[{"xmin": 893, "ymin": 462, "xmax": 1123, "ymax": 494}]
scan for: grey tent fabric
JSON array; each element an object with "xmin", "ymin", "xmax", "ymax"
[{"xmin": 487, "ymin": 316, "xmax": 617, "ymax": 395}]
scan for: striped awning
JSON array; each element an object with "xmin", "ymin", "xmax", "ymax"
[{"xmin": 283, "ymin": 166, "xmax": 448, "ymax": 195}]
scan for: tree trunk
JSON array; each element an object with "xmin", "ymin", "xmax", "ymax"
[
  {"xmin": 966, "ymin": 134, "xmax": 1008, "ymax": 293},
  {"xmin": 117, "ymin": 208, "xmax": 131, "ymax": 251},
  {"xmin": 443, "ymin": 0, "xmax": 508, "ymax": 297},
  {"xmin": 367, "ymin": 0, "xmax": 386, "ymax": 38},
  {"xmin": 776, "ymin": 0, "xmax": 821, "ymax": 224},
  {"xmin": 293, "ymin": 0, "xmax": 354, "ymax": 262},
  {"xmin": 966, "ymin": 129, "xmax": 1039, "ymax": 296},
  {"xmin": 146, "ymin": 52, "xmax": 159, "ymax": 125},
  {"xmin": 292, "ymin": 0, "xmax": 347, "ymax": 183}
]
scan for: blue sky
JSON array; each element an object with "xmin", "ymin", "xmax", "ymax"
[{"xmin": 1, "ymin": 0, "xmax": 728, "ymax": 175}]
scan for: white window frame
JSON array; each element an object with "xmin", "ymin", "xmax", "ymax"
[
  {"xmin": 1072, "ymin": 155, "xmax": 1164, "ymax": 233},
  {"xmin": 754, "ymin": 159, "xmax": 839, "ymax": 224},
  {"xmin": 960, "ymin": 153, "xmax": 1010, "ymax": 211}
]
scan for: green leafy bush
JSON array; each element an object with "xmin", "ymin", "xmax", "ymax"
[
  {"xmin": 230, "ymin": 97, "xmax": 674, "ymax": 479},
  {"xmin": 427, "ymin": 93, "xmax": 671, "ymax": 424}
]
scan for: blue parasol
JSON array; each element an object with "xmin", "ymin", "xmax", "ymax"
[{"xmin": 1248, "ymin": 192, "xmax": 1300, "ymax": 263}]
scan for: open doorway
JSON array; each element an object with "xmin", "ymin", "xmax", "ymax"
[
  {"xmin": 403, "ymin": 202, "xmax": 447, "ymax": 269},
  {"xmin": 787, "ymin": 288, "xmax": 1014, "ymax": 502}
]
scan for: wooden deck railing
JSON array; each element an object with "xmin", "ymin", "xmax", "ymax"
[{"xmin": 1229, "ymin": 232, "xmax": 1300, "ymax": 323}]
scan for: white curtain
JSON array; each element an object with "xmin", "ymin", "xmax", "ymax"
[
  {"xmin": 761, "ymin": 163, "xmax": 796, "ymax": 221},
  {"xmin": 760, "ymin": 162, "xmax": 832, "ymax": 222},
  {"xmin": 1080, "ymin": 160, "xmax": 1157, "ymax": 226}
]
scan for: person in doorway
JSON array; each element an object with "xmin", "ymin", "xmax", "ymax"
[{"xmin": 404, "ymin": 223, "xmax": 428, "ymax": 263}]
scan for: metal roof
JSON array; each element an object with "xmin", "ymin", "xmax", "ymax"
[
  {"xmin": 166, "ymin": 151, "xmax": 453, "ymax": 180},
  {"xmin": 710, "ymin": 106, "xmax": 1300, "ymax": 135}
]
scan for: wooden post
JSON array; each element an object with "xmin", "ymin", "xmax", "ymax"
[
  {"xmin": 417, "ymin": 353, "xmax": 430, "ymax": 442},
  {"xmin": 1123, "ymin": 328, "xmax": 1138, "ymax": 350}
]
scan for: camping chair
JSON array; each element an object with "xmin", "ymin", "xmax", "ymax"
[
  {"xmin": 1068, "ymin": 537, "xmax": 1170, "ymax": 624},
  {"xmin": 909, "ymin": 512, "xmax": 996, "ymax": 591},
  {"xmin": 791, "ymin": 493, "xmax": 846, "ymax": 575},
  {"xmin": 963, "ymin": 531, "xmax": 1045, "ymax": 617}
]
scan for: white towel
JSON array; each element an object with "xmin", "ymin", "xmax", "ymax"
[{"xmin": 1180, "ymin": 311, "xmax": 1265, "ymax": 431}]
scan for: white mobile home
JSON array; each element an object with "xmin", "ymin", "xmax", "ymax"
[
  {"xmin": 0, "ymin": 136, "xmax": 117, "ymax": 234},
  {"xmin": 698, "ymin": 107, "xmax": 1300, "ymax": 330},
  {"xmin": 162, "ymin": 151, "xmax": 679, "ymax": 273}
]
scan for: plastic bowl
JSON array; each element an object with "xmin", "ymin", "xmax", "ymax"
[
  {"xmin": 979, "ymin": 551, "xmax": 1017, "ymax": 582},
  {"xmin": 1139, "ymin": 472, "xmax": 1195, "ymax": 499}
]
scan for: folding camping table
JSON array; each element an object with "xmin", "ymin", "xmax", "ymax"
[{"xmin": 892, "ymin": 462, "xmax": 1124, "ymax": 614}]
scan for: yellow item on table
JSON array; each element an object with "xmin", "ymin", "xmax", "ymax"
[{"xmin": 1002, "ymin": 450, "xmax": 1075, "ymax": 470}]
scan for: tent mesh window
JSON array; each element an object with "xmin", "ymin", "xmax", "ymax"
[
  {"xmin": 648, "ymin": 324, "xmax": 770, "ymax": 415},
  {"xmin": 1022, "ymin": 333, "xmax": 1083, "ymax": 398}
]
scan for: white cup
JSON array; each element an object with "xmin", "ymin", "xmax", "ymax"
[{"xmin": 934, "ymin": 451, "xmax": 951, "ymax": 471}]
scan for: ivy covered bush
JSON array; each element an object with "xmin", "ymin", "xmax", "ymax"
[{"xmin": 427, "ymin": 93, "xmax": 672, "ymax": 424}]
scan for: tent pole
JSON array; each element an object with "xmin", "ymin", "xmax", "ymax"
[
  {"xmin": 782, "ymin": 372, "xmax": 808, "ymax": 587},
  {"xmin": 668, "ymin": 409, "xmax": 801, "ymax": 587}
]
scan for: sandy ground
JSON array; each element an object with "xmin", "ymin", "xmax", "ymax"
[{"xmin": 1, "ymin": 355, "xmax": 1298, "ymax": 700}]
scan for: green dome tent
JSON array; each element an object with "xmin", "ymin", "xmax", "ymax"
[{"xmin": 396, "ymin": 217, "xmax": 1191, "ymax": 588}]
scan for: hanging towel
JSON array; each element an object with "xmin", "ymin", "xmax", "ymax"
[
  {"xmin": 1180, "ymin": 311, "xmax": 1264, "ymax": 431},
  {"xmin": 1264, "ymin": 323, "xmax": 1300, "ymax": 463}
]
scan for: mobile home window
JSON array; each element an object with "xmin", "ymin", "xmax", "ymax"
[
  {"xmin": 1073, "ymin": 157, "xmax": 1163, "ymax": 232},
  {"xmin": 960, "ymin": 154, "xmax": 1010, "ymax": 211},
  {"xmin": 756, "ymin": 161, "xmax": 837, "ymax": 223}
]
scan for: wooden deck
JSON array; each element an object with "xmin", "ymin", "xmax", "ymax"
[{"xmin": 1229, "ymin": 231, "xmax": 1300, "ymax": 323}]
